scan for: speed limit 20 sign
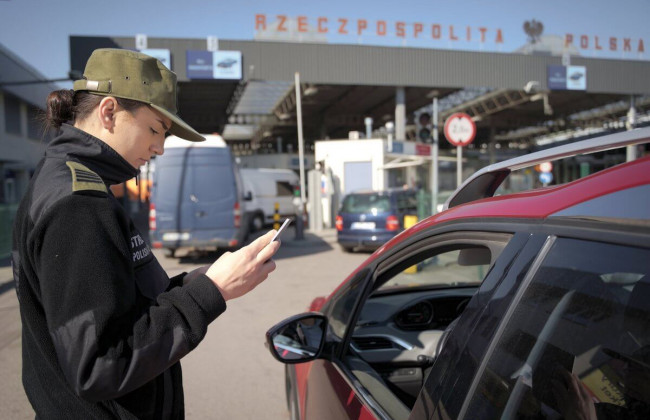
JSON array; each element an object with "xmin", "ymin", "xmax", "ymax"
[{"xmin": 444, "ymin": 113, "xmax": 476, "ymax": 147}]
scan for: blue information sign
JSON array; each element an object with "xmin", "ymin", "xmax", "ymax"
[
  {"xmin": 539, "ymin": 171, "xmax": 553, "ymax": 184},
  {"xmin": 186, "ymin": 50, "xmax": 242, "ymax": 80},
  {"xmin": 548, "ymin": 65, "xmax": 567, "ymax": 90},
  {"xmin": 548, "ymin": 65, "xmax": 587, "ymax": 91},
  {"xmin": 186, "ymin": 51, "xmax": 214, "ymax": 79}
]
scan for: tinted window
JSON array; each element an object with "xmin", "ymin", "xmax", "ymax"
[
  {"xmin": 341, "ymin": 193, "xmax": 390, "ymax": 213},
  {"xmin": 465, "ymin": 238, "xmax": 650, "ymax": 419}
]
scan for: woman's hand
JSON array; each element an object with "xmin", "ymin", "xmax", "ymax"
[
  {"xmin": 552, "ymin": 368, "xmax": 597, "ymax": 420},
  {"xmin": 205, "ymin": 230, "xmax": 281, "ymax": 301}
]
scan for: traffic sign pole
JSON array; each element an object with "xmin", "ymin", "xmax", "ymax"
[
  {"xmin": 457, "ymin": 145, "xmax": 462, "ymax": 188},
  {"xmin": 431, "ymin": 97, "xmax": 439, "ymax": 214},
  {"xmin": 444, "ymin": 113, "xmax": 476, "ymax": 189}
]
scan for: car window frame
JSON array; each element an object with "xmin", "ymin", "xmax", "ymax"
[
  {"xmin": 452, "ymin": 219, "xmax": 650, "ymax": 420},
  {"xmin": 455, "ymin": 234, "xmax": 557, "ymax": 419},
  {"xmin": 414, "ymin": 230, "xmax": 547, "ymax": 420},
  {"xmin": 456, "ymin": 231, "xmax": 650, "ymax": 420}
]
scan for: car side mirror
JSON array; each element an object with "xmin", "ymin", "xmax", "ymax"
[
  {"xmin": 244, "ymin": 191, "xmax": 253, "ymax": 201},
  {"xmin": 266, "ymin": 313, "xmax": 327, "ymax": 364}
]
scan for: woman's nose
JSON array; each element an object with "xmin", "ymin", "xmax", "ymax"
[{"xmin": 151, "ymin": 142, "xmax": 164, "ymax": 156}]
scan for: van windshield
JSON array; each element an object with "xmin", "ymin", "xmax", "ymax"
[{"xmin": 341, "ymin": 193, "xmax": 390, "ymax": 213}]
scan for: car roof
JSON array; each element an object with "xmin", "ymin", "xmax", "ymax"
[
  {"xmin": 414, "ymin": 155, "xmax": 650, "ymax": 231},
  {"xmin": 323, "ymin": 154, "xmax": 650, "ymax": 302}
]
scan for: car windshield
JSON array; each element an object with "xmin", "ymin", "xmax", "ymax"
[{"xmin": 341, "ymin": 193, "xmax": 391, "ymax": 213}]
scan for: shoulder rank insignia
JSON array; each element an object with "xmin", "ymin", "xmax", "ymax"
[{"xmin": 65, "ymin": 161, "xmax": 107, "ymax": 194}]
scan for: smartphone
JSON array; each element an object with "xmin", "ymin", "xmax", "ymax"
[{"xmin": 271, "ymin": 218, "xmax": 292, "ymax": 242}]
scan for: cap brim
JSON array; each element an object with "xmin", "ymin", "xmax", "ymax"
[{"xmin": 151, "ymin": 104, "xmax": 205, "ymax": 142}]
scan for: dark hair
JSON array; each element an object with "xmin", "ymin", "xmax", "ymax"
[{"xmin": 44, "ymin": 90, "xmax": 145, "ymax": 131}]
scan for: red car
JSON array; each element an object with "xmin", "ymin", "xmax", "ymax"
[{"xmin": 266, "ymin": 129, "xmax": 650, "ymax": 420}]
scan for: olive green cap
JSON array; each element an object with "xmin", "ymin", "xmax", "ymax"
[{"xmin": 73, "ymin": 48, "xmax": 205, "ymax": 142}]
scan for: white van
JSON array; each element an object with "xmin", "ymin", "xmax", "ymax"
[
  {"xmin": 241, "ymin": 168, "xmax": 299, "ymax": 231},
  {"xmin": 150, "ymin": 135, "xmax": 248, "ymax": 257}
]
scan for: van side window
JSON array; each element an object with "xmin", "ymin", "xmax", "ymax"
[
  {"xmin": 276, "ymin": 181, "xmax": 294, "ymax": 197},
  {"xmin": 464, "ymin": 238, "xmax": 650, "ymax": 419}
]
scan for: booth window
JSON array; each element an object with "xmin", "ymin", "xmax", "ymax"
[
  {"xmin": 27, "ymin": 105, "xmax": 41, "ymax": 140},
  {"xmin": 4, "ymin": 93, "xmax": 22, "ymax": 135}
]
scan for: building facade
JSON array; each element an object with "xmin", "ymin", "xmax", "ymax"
[{"xmin": 0, "ymin": 43, "xmax": 56, "ymax": 258}]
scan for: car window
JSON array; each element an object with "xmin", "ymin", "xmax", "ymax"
[
  {"xmin": 276, "ymin": 181, "xmax": 294, "ymax": 197},
  {"xmin": 396, "ymin": 193, "xmax": 417, "ymax": 213},
  {"xmin": 377, "ymin": 247, "xmax": 490, "ymax": 292},
  {"xmin": 327, "ymin": 268, "xmax": 371, "ymax": 341},
  {"xmin": 464, "ymin": 238, "xmax": 650, "ymax": 419},
  {"xmin": 343, "ymin": 238, "xmax": 507, "ymax": 416},
  {"xmin": 341, "ymin": 194, "xmax": 391, "ymax": 213}
]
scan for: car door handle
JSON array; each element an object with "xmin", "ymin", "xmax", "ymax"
[{"xmin": 196, "ymin": 210, "xmax": 206, "ymax": 218}]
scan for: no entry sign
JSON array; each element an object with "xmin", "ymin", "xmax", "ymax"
[{"xmin": 444, "ymin": 113, "xmax": 476, "ymax": 147}]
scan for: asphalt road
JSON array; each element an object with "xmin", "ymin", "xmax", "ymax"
[{"xmin": 0, "ymin": 227, "xmax": 369, "ymax": 419}]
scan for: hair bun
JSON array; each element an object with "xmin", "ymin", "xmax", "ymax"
[{"xmin": 45, "ymin": 89, "xmax": 74, "ymax": 129}]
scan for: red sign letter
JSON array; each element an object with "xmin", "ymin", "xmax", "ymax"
[
  {"xmin": 624, "ymin": 38, "xmax": 631, "ymax": 51},
  {"xmin": 297, "ymin": 16, "xmax": 308, "ymax": 33},
  {"xmin": 479, "ymin": 27, "xmax": 487, "ymax": 42},
  {"xmin": 495, "ymin": 28, "xmax": 503, "ymax": 44},
  {"xmin": 318, "ymin": 17, "xmax": 328, "ymax": 33},
  {"xmin": 255, "ymin": 14, "xmax": 266, "ymax": 31},
  {"xmin": 357, "ymin": 19, "xmax": 367, "ymax": 35},
  {"xmin": 466, "ymin": 26, "xmax": 471, "ymax": 41},
  {"xmin": 338, "ymin": 18, "xmax": 348, "ymax": 34},
  {"xmin": 414, "ymin": 23, "xmax": 423, "ymax": 38},
  {"xmin": 449, "ymin": 25, "xmax": 458, "ymax": 41},
  {"xmin": 610, "ymin": 37, "xmax": 617, "ymax": 51},
  {"xmin": 565, "ymin": 34, "xmax": 574, "ymax": 47},
  {"xmin": 432, "ymin": 24, "xmax": 441, "ymax": 39},
  {"xmin": 595, "ymin": 36, "xmax": 602, "ymax": 50},
  {"xmin": 639, "ymin": 39, "xmax": 645, "ymax": 53},
  {"xmin": 396, "ymin": 22, "xmax": 406, "ymax": 38},
  {"xmin": 377, "ymin": 20, "xmax": 387, "ymax": 36},
  {"xmin": 277, "ymin": 15, "xmax": 287, "ymax": 32},
  {"xmin": 580, "ymin": 35, "xmax": 589, "ymax": 49}
]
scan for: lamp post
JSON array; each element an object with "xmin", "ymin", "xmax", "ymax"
[{"xmin": 295, "ymin": 72, "xmax": 306, "ymax": 239}]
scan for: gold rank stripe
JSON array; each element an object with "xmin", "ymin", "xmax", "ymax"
[{"xmin": 66, "ymin": 161, "xmax": 107, "ymax": 193}]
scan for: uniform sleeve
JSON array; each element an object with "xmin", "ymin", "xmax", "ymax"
[{"xmin": 33, "ymin": 194, "xmax": 226, "ymax": 402}]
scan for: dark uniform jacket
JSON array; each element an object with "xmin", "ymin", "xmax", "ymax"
[{"xmin": 12, "ymin": 124, "xmax": 226, "ymax": 419}]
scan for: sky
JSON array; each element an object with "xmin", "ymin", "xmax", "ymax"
[{"xmin": 1, "ymin": 0, "xmax": 649, "ymax": 85}]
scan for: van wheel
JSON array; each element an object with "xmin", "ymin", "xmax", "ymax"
[
  {"xmin": 251, "ymin": 213, "xmax": 264, "ymax": 232},
  {"xmin": 164, "ymin": 248, "xmax": 176, "ymax": 258}
]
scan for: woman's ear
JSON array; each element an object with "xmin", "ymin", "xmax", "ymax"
[{"xmin": 98, "ymin": 97, "xmax": 118, "ymax": 130}]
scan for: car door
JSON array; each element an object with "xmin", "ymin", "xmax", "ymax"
[
  {"xmin": 419, "ymin": 221, "xmax": 650, "ymax": 420},
  {"xmin": 300, "ymin": 224, "xmax": 527, "ymax": 420},
  {"xmin": 291, "ymin": 267, "xmax": 376, "ymax": 420},
  {"xmin": 459, "ymin": 231, "xmax": 650, "ymax": 419},
  {"xmin": 409, "ymin": 231, "xmax": 547, "ymax": 420}
]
